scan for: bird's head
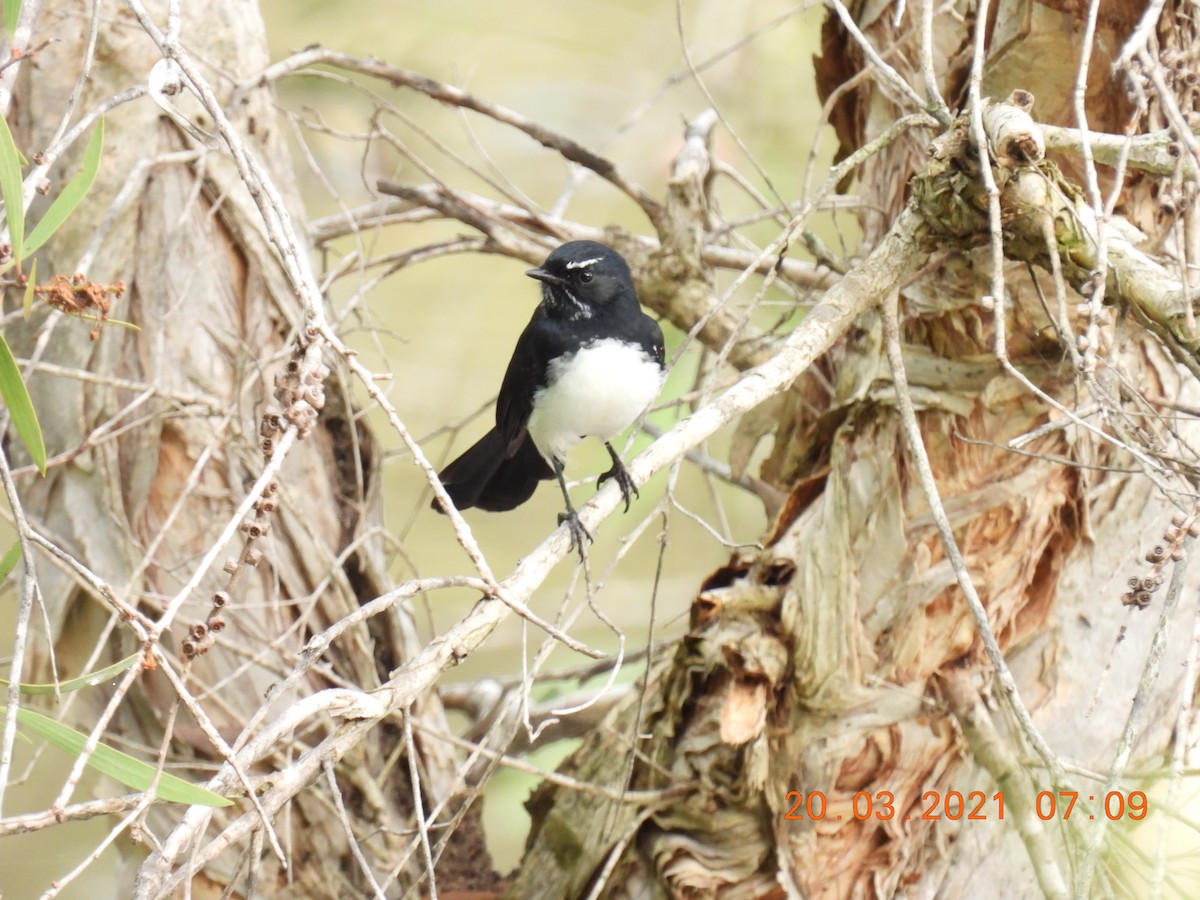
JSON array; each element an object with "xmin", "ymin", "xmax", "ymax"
[{"xmin": 526, "ymin": 241, "xmax": 635, "ymax": 320}]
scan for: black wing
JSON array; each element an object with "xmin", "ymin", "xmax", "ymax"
[{"xmin": 494, "ymin": 316, "xmax": 544, "ymax": 457}]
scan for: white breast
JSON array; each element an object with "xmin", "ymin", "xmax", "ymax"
[{"xmin": 527, "ymin": 339, "xmax": 664, "ymax": 464}]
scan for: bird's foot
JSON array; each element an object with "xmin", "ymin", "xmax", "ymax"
[
  {"xmin": 598, "ymin": 459, "xmax": 638, "ymax": 513},
  {"xmin": 557, "ymin": 508, "xmax": 593, "ymax": 561}
]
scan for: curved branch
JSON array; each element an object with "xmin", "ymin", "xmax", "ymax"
[{"xmin": 240, "ymin": 47, "xmax": 667, "ymax": 233}]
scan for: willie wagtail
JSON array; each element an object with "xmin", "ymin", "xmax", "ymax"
[{"xmin": 432, "ymin": 240, "xmax": 666, "ymax": 554}]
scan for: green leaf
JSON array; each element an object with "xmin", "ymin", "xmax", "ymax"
[
  {"xmin": 0, "ymin": 331, "xmax": 44, "ymax": 473},
  {"xmin": 0, "ymin": 111, "xmax": 25, "ymax": 265},
  {"xmin": 2, "ymin": 705, "xmax": 233, "ymax": 807},
  {"xmin": 24, "ymin": 117, "xmax": 104, "ymax": 257},
  {"xmin": 0, "ymin": 538, "xmax": 19, "ymax": 580},
  {"xmin": 3, "ymin": 0, "xmax": 19, "ymax": 37},
  {"xmin": 0, "ymin": 652, "xmax": 138, "ymax": 695},
  {"xmin": 22, "ymin": 255, "xmax": 33, "ymax": 318}
]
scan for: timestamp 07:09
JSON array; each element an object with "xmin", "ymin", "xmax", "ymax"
[{"xmin": 783, "ymin": 790, "xmax": 1149, "ymax": 822}]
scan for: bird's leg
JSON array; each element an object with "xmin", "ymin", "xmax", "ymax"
[
  {"xmin": 553, "ymin": 458, "xmax": 591, "ymax": 560},
  {"xmin": 598, "ymin": 441, "xmax": 638, "ymax": 513}
]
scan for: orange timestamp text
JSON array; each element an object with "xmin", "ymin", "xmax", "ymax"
[{"xmin": 783, "ymin": 790, "xmax": 1148, "ymax": 822}]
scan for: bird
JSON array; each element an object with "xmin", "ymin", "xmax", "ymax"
[{"xmin": 432, "ymin": 240, "xmax": 666, "ymax": 556}]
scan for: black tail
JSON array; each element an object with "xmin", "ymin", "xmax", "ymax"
[{"xmin": 432, "ymin": 428, "xmax": 553, "ymax": 512}]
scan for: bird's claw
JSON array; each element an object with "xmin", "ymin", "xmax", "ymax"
[
  {"xmin": 557, "ymin": 509, "xmax": 593, "ymax": 561},
  {"xmin": 598, "ymin": 462, "xmax": 638, "ymax": 513}
]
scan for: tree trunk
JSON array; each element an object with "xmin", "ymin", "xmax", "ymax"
[{"xmin": 6, "ymin": 2, "xmax": 487, "ymax": 896}]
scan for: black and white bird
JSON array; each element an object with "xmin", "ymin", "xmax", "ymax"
[{"xmin": 432, "ymin": 240, "xmax": 665, "ymax": 553}]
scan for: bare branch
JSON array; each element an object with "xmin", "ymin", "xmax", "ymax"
[
  {"xmin": 1042, "ymin": 124, "xmax": 1199, "ymax": 180},
  {"xmin": 240, "ymin": 47, "xmax": 667, "ymax": 233}
]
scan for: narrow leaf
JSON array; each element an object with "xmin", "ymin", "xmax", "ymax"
[
  {"xmin": 3, "ymin": 0, "xmax": 19, "ymax": 37},
  {"xmin": 0, "ymin": 539, "xmax": 19, "ymax": 580},
  {"xmin": 21, "ymin": 256, "xmax": 34, "ymax": 318},
  {"xmin": 0, "ymin": 111, "xmax": 25, "ymax": 264},
  {"xmin": 3, "ymin": 706, "xmax": 233, "ymax": 807},
  {"xmin": 0, "ymin": 652, "xmax": 138, "ymax": 695},
  {"xmin": 0, "ymin": 332, "xmax": 44, "ymax": 472},
  {"xmin": 24, "ymin": 117, "xmax": 104, "ymax": 257}
]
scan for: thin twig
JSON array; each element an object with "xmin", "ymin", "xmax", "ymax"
[
  {"xmin": 0, "ymin": 447, "xmax": 42, "ymax": 816},
  {"xmin": 403, "ymin": 711, "xmax": 437, "ymax": 900},
  {"xmin": 1074, "ymin": 538, "xmax": 1196, "ymax": 898},
  {"xmin": 882, "ymin": 296, "xmax": 1063, "ymax": 779},
  {"xmin": 1151, "ymin": 579, "xmax": 1200, "ymax": 899},
  {"xmin": 239, "ymin": 48, "xmax": 666, "ymax": 233},
  {"xmin": 829, "ymin": 0, "xmax": 930, "ymax": 113}
]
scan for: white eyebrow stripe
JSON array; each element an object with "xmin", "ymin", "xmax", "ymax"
[{"xmin": 564, "ymin": 256, "xmax": 603, "ymax": 270}]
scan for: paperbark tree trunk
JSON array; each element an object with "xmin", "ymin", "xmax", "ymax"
[{"xmin": 7, "ymin": 2, "xmax": 488, "ymax": 896}]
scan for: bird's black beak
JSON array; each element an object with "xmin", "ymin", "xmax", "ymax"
[{"xmin": 526, "ymin": 266, "xmax": 568, "ymax": 287}]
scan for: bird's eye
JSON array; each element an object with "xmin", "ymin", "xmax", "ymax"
[{"xmin": 578, "ymin": 270, "xmax": 593, "ymax": 283}]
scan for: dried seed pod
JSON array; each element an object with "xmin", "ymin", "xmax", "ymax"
[
  {"xmin": 223, "ymin": 558, "xmax": 239, "ymax": 575},
  {"xmin": 1172, "ymin": 546, "xmax": 1187, "ymax": 562},
  {"xmin": 181, "ymin": 639, "xmax": 196, "ymax": 658},
  {"xmin": 285, "ymin": 400, "xmax": 310, "ymax": 424},
  {"xmin": 246, "ymin": 549, "xmax": 262, "ymax": 567},
  {"xmin": 212, "ymin": 591, "xmax": 229, "ymax": 608},
  {"xmin": 207, "ymin": 614, "xmax": 226, "ymax": 632},
  {"xmin": 190, "ymin": 622, "xmax": 208, "ymax": 640}
]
